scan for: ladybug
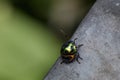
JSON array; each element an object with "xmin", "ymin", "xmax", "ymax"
[{"xmin": 60, "ymin": 38, "xmax": 83, "ymax": 64}]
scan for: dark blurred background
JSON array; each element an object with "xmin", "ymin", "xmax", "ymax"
[{"xmin": 0, "ymin": 0, "xmax": 95, "ymax": 80}]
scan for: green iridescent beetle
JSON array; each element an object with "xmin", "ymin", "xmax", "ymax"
[{"xmin": 60, "ymin": 38, "xmax": 83, "ymax": 64}]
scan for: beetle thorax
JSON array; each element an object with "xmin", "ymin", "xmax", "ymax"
[
  {"xmin": 65, "ymin": 43, "xmax": 72, "ymax": 53},
  {"xmin": 64, "ymin": 43, "xmax": 77, "ymax": 54}
]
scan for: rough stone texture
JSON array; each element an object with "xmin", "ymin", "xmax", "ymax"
[{"xmin": 44, "ymin": 0, "xmax": 120, "ymax": 80}]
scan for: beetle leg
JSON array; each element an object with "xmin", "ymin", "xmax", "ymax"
[
  {"xmin": 60, "ymin": 60, "xmax": 65, "ymax": 64},
  {"xmin": 78, "ymin": 44, "xmax": 83, "ymax": 49},
  {"xmin": 60, "ymin": 60, "xmax": 64, "ymax": 64},
  {"xmin": 75, "ymin": 53, "xmax": 82, "ymax": 64},
  {"xmin": 79, "ymin": 55, "xmax": 83, "ymax": 60},
  {"xmin": 78, "ymin": 52, "xmax": 83, "ymax": 60},
  {"xmin": 76, "ymin": 56, "xmax": 81, "ymax": 64}
]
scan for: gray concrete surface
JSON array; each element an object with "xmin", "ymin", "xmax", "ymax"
[{"xmin": 44, "ymin": 0, "xmax": 120, "ymax": 80}]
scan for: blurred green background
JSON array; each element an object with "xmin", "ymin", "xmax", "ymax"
[{"xmin": 0, "ymin": 0, "xmax": 95, "ymax": 80}]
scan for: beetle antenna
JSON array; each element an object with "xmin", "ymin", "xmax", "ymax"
[
  {"xmin": 74, "ymin": 38, "xmax": 84, "ymax": 48},
  {"xmin": 74, "ymin": 38, "xmax": 78, "ymax": 44}
]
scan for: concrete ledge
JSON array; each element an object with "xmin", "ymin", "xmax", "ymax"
[{"xmin": 44, "ymin": 0, "xmax": 120, "ymax": 80}]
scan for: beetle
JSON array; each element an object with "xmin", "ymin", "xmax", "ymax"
[{"xmin": 60, "ymin": 38, "xmax": 83, "ymax": 64}]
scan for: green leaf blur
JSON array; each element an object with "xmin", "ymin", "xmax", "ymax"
[{"xmin": 0, "ymin": 2, "xmax": 61, "ymax": 80}]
